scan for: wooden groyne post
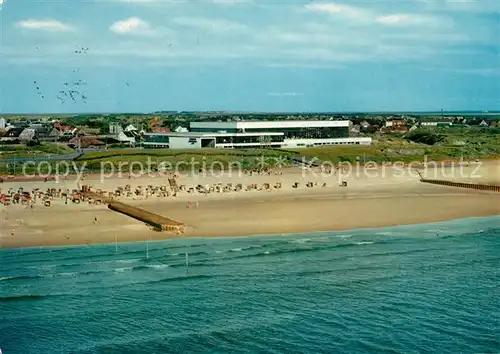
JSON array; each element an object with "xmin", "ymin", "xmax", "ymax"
[{"xmin": 419, "ymin": 176, "xmax": 500, "ymax": 193}]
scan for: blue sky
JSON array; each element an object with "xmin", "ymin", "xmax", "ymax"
[{"xmin": 1, "ymin": 0, "xmax": 499, "ymax": 113}]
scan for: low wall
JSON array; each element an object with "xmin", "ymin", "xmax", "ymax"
[
  {"xmin": 81, "ymin": 190, "xmax": 184, "ymax": 232},
  {"xmin": 420, "ymin": 178, "xmax": 500, "ymax": 192},
  {"xmin": 108, "ymin": 201, "xmax": 184, "ymax": 232}
]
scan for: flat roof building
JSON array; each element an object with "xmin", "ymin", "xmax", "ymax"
[{"xmin": 143, "ymin": 120, "xmax": 372, "ymax": 149}]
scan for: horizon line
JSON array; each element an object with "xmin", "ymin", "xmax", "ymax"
[{"xmin": 1, "ymin": 110, "xmax": 499, "ymax": 116}]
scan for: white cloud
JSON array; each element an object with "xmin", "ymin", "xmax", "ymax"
[
  {"xmin": 110, "ymin": 17, "xmax": 154, "ymax": 35},
  {"xmin": 173, "ymin": 17, "xmax": 248, "ymax": 33},
  {"xmin": 376, "ymin": 14, "xmax": 449, "ymax": 27},
  {"xmin": 260, "ymin": 25, "xmax": 371, "ymax": 47},
  {"xmin": 16, "ymin": 19, "xmax": 73, "ymax": 32},
  {"xmin": 5, "ymin": 0, "xmax": 493, "ymax": 70},
  {"xmin": 304, "ymin": 2, "xmax": 372, "ymax": 21}
]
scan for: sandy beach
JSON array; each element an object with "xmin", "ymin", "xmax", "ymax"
[{"xmin": 1, "ymin": 161, "xmax": 499, "ymax": 248}]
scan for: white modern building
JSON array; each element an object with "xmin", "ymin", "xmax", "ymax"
[
  {"xmin": 143, "ymin": 120, "xmax": 372, "ymax": 149},
  {"xmin": 420, "ymin": 121, "xmax": 452, "ymax": 127}
]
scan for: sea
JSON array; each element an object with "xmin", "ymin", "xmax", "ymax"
[{"xmin": 1, "ymin": 217, "xmax": 499, "ymax": 354}]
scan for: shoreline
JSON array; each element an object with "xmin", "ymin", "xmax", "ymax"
[
  {"xmin": 2, "ymin": 213, "xmax": 500, "ymax": 252},
  {"xmin": 4, "ymin": 214, "xmax": 499, "ymax": 251}
]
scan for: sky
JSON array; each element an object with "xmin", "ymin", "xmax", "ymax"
[{"xmin": 0, "ymin": 0, "xmax": 499, "ymax": 113}]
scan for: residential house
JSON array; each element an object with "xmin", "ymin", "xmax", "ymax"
[
  {"xmin": 77, "ymin": 126, "xmax": 101, "ymax": 136},
  {"xmin": 69, "ymin": 137, "xmax": 104, "ymax": 149},
  {"xmin": 116, "ymin": 131, "xmax": 136, "ymax": 145},
  {"xmin": 149, "ymin": 117, "xmax": 164, "ymax": 131},
  {"xmin": 0, "ymin": 127, "xmax": 24, "ymax": 144},
  {"xmin": 0, "ymin": 128, "xmax": 37, "ymax": 145},
  {"xmin": 420, "ymin": 121, "xmax": 452, "ymax": 128},
  {"xmin": 33, "ymin": 126, "xmax": 53, "ymax": 139},
  {"xmin": 385, "ymin": 120, "xmax": 405, "ymax": 128},
  {"xmin": 360, "ymin": 121, "xmax": 371, "ymax": 129},
  {"xmin": 479, "ymin": 120, "xmax": 489, "ymax": 127},
  {"xmin": 124, "ymin": 124, "xmax": 138, "ymax": 132},
  {"xmin": 151, "ymin": 127, "xmax": 171, "ymax": 133},
  {"xmin": 9, "ymin": 120, "xmax": 29, "ymax": 129},
  {"xmin": 392, "ymin": 126, "xmax": 409, "ymax": 133},
  {"xmin": 53, "ymin": 123, "xmax": 79, "ymax": 141},
  {"xmin": 54, "ymin": 122, "xmax": 78, "ymax": 135},
  {"xmin": 420, "ymin": 122, "xmax": 439, "ymax": 127},
  {"xmin": 19, "ymin": 128, "xmax": 37, "ymax": 143},
  {"xmin": 109, "ymin": 123, "xmax": 123, "ymax": 135},
  {"xmin": 350, "ymin": 124, "xmax": 361, "ymax": 135},
  {"xmin": 408, "ymin": 124, "xmax": 419, "ymax": 132}
]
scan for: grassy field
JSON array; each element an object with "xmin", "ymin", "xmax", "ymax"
[
  {"xmin": 0, "ymin": 143, "xmax": 74, "ymax": 159},
  {"xmin": 294, "ymin": 129, "xmax": 500, "ymax": 163},
  {"xmin": 73, "ymin": 148, "xmax": 294, "ymax": 171},
  {"xmin": 75, "ymin": 148, "xmax": 289, "ymax": 160},
  {"xmin": 0, "ymin": 148, "xmax": 295, "ymax": 175},
  {"xmin": 0, "ymin": 129, "xmax": 498, "ymax": 175},
  {"xmin": 294, "ymin": 143, "xmax": 500, "ymax": 164}
]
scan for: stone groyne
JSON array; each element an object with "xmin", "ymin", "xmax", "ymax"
[
  {"xmin": 108, "ymin": 201, "xmax": 185, "ymax": 232},
  {"xmin": 82, "ymin": 191, "xmax": 185, "ymax": 232}
]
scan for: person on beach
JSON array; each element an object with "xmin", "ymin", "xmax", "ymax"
[{"xmin": 93, "ymin": 217, "xmax": 98, "ymax": 224}]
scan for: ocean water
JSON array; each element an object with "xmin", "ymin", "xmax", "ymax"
[{"xmin": 1, "ymin": 217, "xmax": 499, "ymax": 354}]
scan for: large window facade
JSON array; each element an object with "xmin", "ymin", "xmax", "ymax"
[
  {"xmin": 191, "ymin": 127, "xmax": 238, "ymax": 133},
  {"xmin": 191, "ymin": 126, "xmax": 349, "ymax": 138},
  {"xmin": 144, "ymin": 135, "xmax": 169, "ymax": 143},
  {"xmin": 215, "ymin": 135, "xmax": 284, "ymax": 144},
  {"xmin": 243, "ymin": 127, "xmax": 349, "ymax": 139}
]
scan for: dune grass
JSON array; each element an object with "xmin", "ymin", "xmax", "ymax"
[
  {"xmin": 0, "ymin": 143, "xmax": 75, "ymax": 159},
  {"xmin": 292, "ymin": 140, "xmax": 500, "ymax": 164},
  {"xmin": 75, "ymin": 148, "xmax": 295, "ymax": 171}
]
